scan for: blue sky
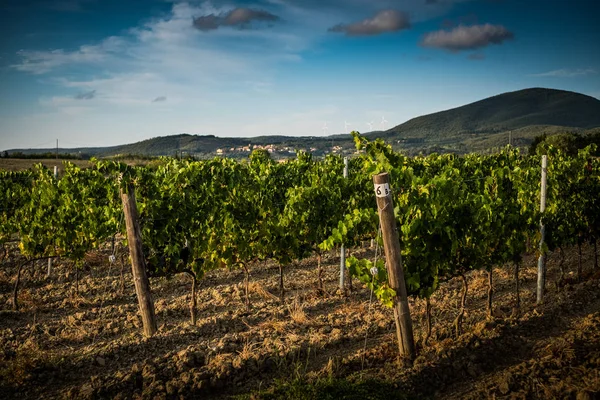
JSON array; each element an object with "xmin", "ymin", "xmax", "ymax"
[{"xmin": 1, "ymin": 0, "xmax": 599, "ymax": 150}]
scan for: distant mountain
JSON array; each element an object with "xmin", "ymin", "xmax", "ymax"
[
  {"xmin": 374, "ymin": 88, "xmax": 600, "ymax": 147},
  {"xmin": 6, "ymin": 88, "xmax": 600, "ymax": 157}
]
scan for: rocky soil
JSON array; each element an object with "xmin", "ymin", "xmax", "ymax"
[{"xmin": 1, "ymin": 242, "xmax": 599, "ymax": 399}]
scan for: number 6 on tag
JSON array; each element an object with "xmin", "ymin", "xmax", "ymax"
[{"xmin": 374, "ymin": 183, "xmax": 390, "ymax": 198}]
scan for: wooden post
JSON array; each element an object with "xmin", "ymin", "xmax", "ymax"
[
  {"xmin": 121, "ymin": 183, "xmax": 158, "ymax": 337},
  {"xmin": 340, "ymin": 157, "xmax": 348, "ymax": 291},
  {"xmin": 47, "ymin": 166, "xmax": 59, "ymax": 278},
  {"xmin": 536, "ymin": 155, "xmax": 548, "ymax": 305},
  {"xmin": 373, "ymin": 173, "xmax": 416, "ymax": 364}
]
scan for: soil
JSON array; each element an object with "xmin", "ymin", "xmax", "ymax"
[{"xmin": 0, "ymin": 242, "xmax": 599, "ymax": 399}]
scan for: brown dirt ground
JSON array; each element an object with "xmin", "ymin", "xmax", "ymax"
[{"xmin": 0, "ymin": 242, "xmax": 599, "ymax": 399}]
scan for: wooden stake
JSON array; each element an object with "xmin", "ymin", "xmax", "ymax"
[
  {"xmin": 278, "ymin": 264, "xmax": 285, "ymax": 303},
  {"xmin": 558, "ymin": 247, "xmax": 566, "ymax": 285},
  {"xmin": 75, "ymin": 265, "xmax": 79, "ymax": 295},
  {"xmin": 487, "ymin": 268, "xmax": 494, "ymax": 318},
  {"xmin": 242, "ymin": 263, "xmax": 250, "ymax": 310},
  {"xmin": 317, "ymin": 252, "xmax": 324, "ymax": 294},
  {"xmin": 340, "ymin": 157, "xmax": 348, "ymax": 291},
  {"xmin": 424, "ymin": 297, "xmax": 432, "ymax": 346},
  {"xmin": 577, "ymin": 242, "xmax": 583, "ymax": 282},
  {"xmin": 121, "ymin": 184, "xmax": 158, "ymax": 337},
  {"xmin": 514, "ymin": 261, "xmax": 521, "ymax": 314},
  {"xmin": 454, "ymin": 274, "xmax": 468, "ymax": 337},
  {"xmin": 536, "ymin": 155, "xmax": 548, "ymax": 305},
  {"xmin": 185, "ymin": 271, "xmax": 197, "ymax": 326},
  {"xmin": 47, "ymin": 166, "xmax": 59, "ymax": 279},
  {"xmin": 373, "ymin": 172, "xmax": 415, "ymax": 364}
]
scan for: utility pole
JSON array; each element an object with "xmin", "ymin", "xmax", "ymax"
[{"xmin": 56, "ymin": 139, "xmax": 58, "ymax": 160}]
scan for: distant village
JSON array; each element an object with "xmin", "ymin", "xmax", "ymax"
[{"xmin": 214, "ymin": 143, "xmax": 346, "ymax": 156}]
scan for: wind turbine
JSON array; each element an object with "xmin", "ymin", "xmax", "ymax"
[
  {"xmin": 366, "ymin": 121, "xmax": 374, "ymax": 131},
  {"xmin": 380, "ymin": 115, "xmax": 388, "ymax": 131},
  {"xmin": 344, "ymin": 120, "xmax": 351, "ymax": 133},
  {"xmin": 322, "ymin": 122, "xmax": 329, "ymax": 135}
]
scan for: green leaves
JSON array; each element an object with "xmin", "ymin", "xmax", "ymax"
[
  {"xmin": 319, "ymin": 209, "xmax": 378, "ymax": 251},
  {"xmin": 1, "ymin": 136, "xmax": 598, "ymax": 312},
  {"xmin": 346, "ymin": 256, "xmax": 396, "ymax": 308},
  {"xmin": 340, "ymin": 134, "xmax": 598, "ymax": 305}
]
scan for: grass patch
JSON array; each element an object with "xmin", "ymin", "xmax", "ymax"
[{"xmin": 241, "ymin": 376, "xmax": 412, "ymax": 400}]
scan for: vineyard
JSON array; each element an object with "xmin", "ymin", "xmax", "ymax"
[{"xmin": 1, "ymin": 133, "xmax": 599, "ymax": 399}]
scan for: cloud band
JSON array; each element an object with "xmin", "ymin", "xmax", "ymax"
[
  {"xmin": 193, "ymin": 7, "xmax": 280, "ymax": 31},
  {"xmin": 328, "ymin": 10, "xmax": 410, "ymax": 36},
  {"xmin": 421, "ymin": 24, "xmax": 514, "ymax": 51}
]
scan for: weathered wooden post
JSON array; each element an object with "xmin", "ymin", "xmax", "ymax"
[
  {"xmin": 340, "ymin": 157, "xmax": 348, "ymax": 291},
  {"xmin": 373, "ymin": 172, "xmax": 416, "ymax": 364},
  {"xmin": 536, "ymin": 155, "xmax": 548, "ymax": 304},
  {"xmin": 47, "ymin": 166, "xmax": 59, "ymax": 278},
  {"xmin": 121, "ymin": 183, "xmax": 158, "ymax": 337}
]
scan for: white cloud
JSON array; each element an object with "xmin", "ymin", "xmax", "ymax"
[
  {"xmin": 53, "ymin": 71, "xmax": 215, "ymax": 108},
  {"xmin": 13, "ymin": 36, "xmax": 125, "ymax": 74},
  {"xmin": 4, "ymin": 0, "xmax": 485, "ymax": 146},
  {"xmin": 530, "ymin": 68, "xmax": 597, "ymax": 78},
  {"xmin": 421, "ymin": 24, "xmax": 514, "ymax": 52},
  {"xmin": 328, "ymin": 10, "xmax": 410, "ymax": 36},
  {"xmin": 13, "ymin": 1, "xmax": 306, "ymax": 78},
  {"xmin": 13, "ymin": 1, "xmax": 305, "ymax": 113},
  {"xmin": 192, "ymin": 7, "xmax": 281, "ymax": 31}
]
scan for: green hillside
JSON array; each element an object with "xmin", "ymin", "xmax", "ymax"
[{"xmin": 381, "ymin": 88, "xmax": 600, "ymax": 138}]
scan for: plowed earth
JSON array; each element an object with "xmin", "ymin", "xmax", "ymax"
[{"xmin": 1, "ymin": 242, "xmax": 599, "ymax": 399}]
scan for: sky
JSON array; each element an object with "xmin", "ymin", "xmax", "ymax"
[{"xmin": 1, "ymin": 0, "xmax": 599, "ymax": 150}]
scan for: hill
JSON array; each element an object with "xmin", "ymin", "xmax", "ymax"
[
  {"xmin": 5, "ymin": 88, "xmax": 600, "ymax": 158},
  {"xmin": 373, "ymin": 88, "xmax": 600, "ymax": 152}
]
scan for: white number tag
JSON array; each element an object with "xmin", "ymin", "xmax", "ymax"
[{"xmin": 374, "ymin": 183, "xmax": 390, "ymax": 198}]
